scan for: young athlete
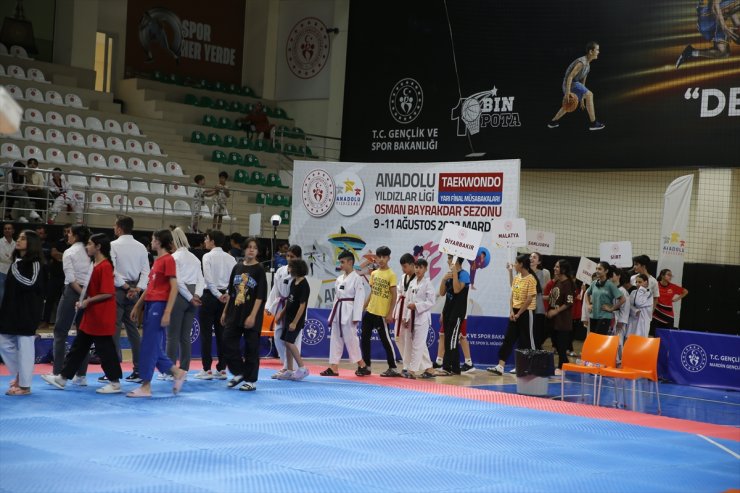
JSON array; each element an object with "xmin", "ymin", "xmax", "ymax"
[
  {"xmin": 400, "ymin": 258, "xmax": 436, "ymax": 379},
  {"xmin": 393, "ymin": 253, "xmax": 416, "ymax": 376},
  {"xmin": 212, "ymin": 171, "xmax": 230, "ymax": 231},
  {"xmin": 191, "ymin": 175, "xmax": 216, "ymax": 234},
  {"xmin": 321, "ymin": 250, "xmax": 368, "ymax": 377},
  {"xmin": 360, "ymin": 246, "xmax": 399, "ymax": 377},
  {"xmin": 439, "ymin": 255, "xmax": 470, "ymax": 375},
  {"xmin": 628, "ymin": 274, "xmax": 653, "ymax": 338},
  {"xmin": 676, "ymin": 0, "xmax": 739, "ymax": 68},
  {"xmin": 274, "ymin": 259, "xmax": 310, "ymax": 381},
  {"xmin": 265, "ymin": 244, "xmax": 302, "ymax": 379}
]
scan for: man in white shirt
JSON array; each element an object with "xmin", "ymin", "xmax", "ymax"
[
  {"xmin": 0, "ymin": 223, "xmax": 16, "ymax": 305},
  {"xmin": 195, "ymin": 229, "xmax": 236, "ymax": 379},
  {"xmin": 107, "ymin": 216, "xmax": 150, "ymax": 383}
]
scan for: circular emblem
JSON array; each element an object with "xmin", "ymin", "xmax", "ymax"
[
  {"xmin": 504, "ymin": 221, "xmax": 512, "ymax": 231},
  {"xmin": 389, "ymin": 78, "xmax": 424, "ymax": 124},
  {"xmin": 302, "ymin": 318, "xmax": 325, "ymax": 345},
  {"xmin": 334, "ymin": 171, "xmax": 364, "ymax": 216},
  {"xmin": 302, "ymin": 169, "xmax": 335, "ymax": 217},
  {"xmin": 286, "ymin": 17, "xmax": 330, "ymax": 79},
  {"xmin": 190, "ymin": 318, "xmax": 201, "ymax": 344},
  {"xmin": 612, "ymin": 243, "xmax": 620, "ymax": 253},
  {"xmin": 426, "ymin": 324, "xmax": 436, "ymax": 348},
  {"xmin": 680, "ymin": 344, "xmax": 707, "ymax": 373},
  {"xmin": 537, "ymin": 232, "xmax": 545, "ymax": 241}
]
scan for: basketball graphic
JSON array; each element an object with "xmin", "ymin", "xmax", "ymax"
[{"xmin": 562, "ymin": 92, "xmax": 578, "ymax": 112}]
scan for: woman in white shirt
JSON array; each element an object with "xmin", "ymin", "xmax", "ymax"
[
  {"xmin": 159, "ymin": 228, "xmax": 204, "ymax": 380},
  {"xmin": 49, "ymin": 225, "xmax": 92, "ymax": 382}
]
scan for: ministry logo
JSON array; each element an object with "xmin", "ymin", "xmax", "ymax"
[
  {"xmin": 302, "ymin": 318, "xmax": 326, "ymax": 345},
  {"xmin": 286, "ymin": 17, "xmax": 330, "ymax": 79},
  {"xmin": 190, "ymin": 318, "xmax": 201, "ymax": 344},
  {"xmin": 451, "ymin": 85, "xmax": 521, "ymax": 136},
  {"xmin": 301, "ymin": 169, "xmax": 335, "ymax": 217},
  {"xmin": 680, "ymin": 344, "xmax": 707, "ymax": 373},
  {"xmin": 389, "ymin": 78, "xmax": 424, "ymax": 124}
]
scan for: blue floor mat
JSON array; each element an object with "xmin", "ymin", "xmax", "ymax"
[{"xmin": 1, "ymin": 371, "xmax": 738, "ymax": 493}]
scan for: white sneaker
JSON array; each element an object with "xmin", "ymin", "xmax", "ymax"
[
  {"xmin": 18, "ymin": 217, "xmax": 28, "ymax": 223},
  {"xmin": 156, "ymin": 372, "xmax": 168, "ymax": 380},
  {"xmin": 271, "ymin": 368, "xmax": 288, "ymax": 379},
  {"xmin": 214, "ymin": 370, "xmax": 228, "ymax": 380},
  {"xmin": 291, "ymin": 368, "xmax": 309, "ymax": 381},
  {"xmin": 276, "ymin": 370, "xmax": 294, "ymax": 380},
  {"xmin": 194, "ymin": 370, "xmax": 213, "ymax": 380},
  {"xmin": 486, "ymin": 365, "xmax": 504, "ymax": 376},
  {"xmin": 41, "ymin": 374, "xmax": 66, "ymax": 389},
  {"xmin": 71, "ymin": 375, "xmax": 87, "ymax": 386},
  {"xmin": 508, "ymin": 367, "xmax": 517, "ymax": 374},
  {"xmin": 29, "ymin": 210, "xmax": 41, "ymax": 220},
  {"xmin": 96, "ymin": 382, "xmax": 122, "ymax": 394}
]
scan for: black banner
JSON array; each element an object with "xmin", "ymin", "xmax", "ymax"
[{"xmin": 340, "ymin": 0, "xmax": 740, "ymax": 168}]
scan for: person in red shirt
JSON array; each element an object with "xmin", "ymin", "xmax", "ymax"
[
  {"xmin": 128, "ymin": 230, "xmax": 187, "ymax": 397},
  {"xmin": 238, "ymin": 102, "xmax": 275, "ymax": 141},
  {"xmin": 652, "ymin": 269, "xmax": 689, "ymax": 331},
  {"xmin": 41, "ymin": 234, "xmax": 123, "ymax": 393}
]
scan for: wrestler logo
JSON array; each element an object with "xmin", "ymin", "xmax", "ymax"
[
  {"xmin": 190, "ymin": 318, "xmax": 201, "ymax": 344},
  {"xmin": 389, "ymin": 78, "xmax": 424, "ymax": 124},
  {"xmin": 302, "ymin": 318, "xmax": 325, "ymax": 345},
  {"xmin": 302, "ymin": 169, "xmax": 335, "ymax": 217},
  {"xmin": 286, "ymin": 17, "xmax": 330, "ymax": 79},
  {"xmin": 680, "ymin": 343, "xmax": 707, "ymax": 373},
  {"xmin": 426, "ymin": 325, "xmax": 436, "ymax": 348}
]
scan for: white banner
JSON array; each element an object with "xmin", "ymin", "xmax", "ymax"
[
  {"xmin": 576, "ymin": 257, "xmax": 598, "ymax": 285},
  {"xmin": 491, "ymin": 218, "xmax": 527, "ymax": 248},
  {"xmin": 275, "ymin": 0, "xmax": 334, "ymax": 100},
  {"xmin": 527, "ymin": 229, "xmax": 555, "ymax": 255},
  {"xmin": 439, "ymin": 223, "xmax": 483, "ymax": 260},
  {"xmin": 657, "ymin": 175, "xmax": 693, "ymax": 326},
  {"xmin": 290, "ymin": 159, "xmax": 521, "ymax": 316},
  {"xmin": 599, "ymin": 241, "xmax": 633, "ymax": 268}
]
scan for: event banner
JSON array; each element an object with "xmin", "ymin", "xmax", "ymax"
[
  {"xmin": 657, "ymin": 175, "xmax": 693, "ymax": 326},
  {"xmin": 124, "ymin": 0, "xmax": 245, "ymax": 84},
  {"xmin": 340, "ymin": 0, "xmax": 740, "ymax": 168},
  {"xmin": 290, "ymin": 160, "xmax": 521, "ymax": 317}
]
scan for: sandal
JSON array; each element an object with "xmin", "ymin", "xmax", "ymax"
[
  {"xmin": 434, "ymin": 369, "xmax": 453, "ymax": 377},
  {"xmin": 126, "ymin": 388, "xmax": 152, "ymax": 398},
  {"xmin": 238, "ymin": 382, "xmax": 257, "ymax": 391},
  {"xmin": 320, "ymin": 368, "xmax": 339, "ymax": 377},
  {"xmin": 6, "ymin": 387, "xmax": 31, "ymax": 396},
  {"xmin": 172, "ymin": 371, "xmax": 187, "ymax": 395}
]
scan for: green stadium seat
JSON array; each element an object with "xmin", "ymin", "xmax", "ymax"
[
  {"xmin": 251, "ymin": 171, "xmax": 266, "ymax": 186},
  {"xmin": 241, "ymin": 86, "xmax": 254, "ymax": 97},
  {"xmin": 304, "ymin": 146, "xmax": 313, "ymax": 157},
  {"xmin": 223, "ymin": 135, "xmax": 237, "ymax": 148},
  {"xmin": 226, "ymin": 83, "xmax": 241, "ymax": 94},
  {"xmin": 207, "ymin": 133, "xmax": 222, "ymax": 146},
  {"xmin": 153, "ymin": 71, "xmax": 165, "ymax": 82},
  {"xmin": 190, "ymin": 130, "xmax": 205, "ymax": 144},
  {"xmin": 280, "ymin": 210, "xmax": 290, "ymax": 225},
  {"xmin": 197, "ymin": 96, "xmax": 213, "ymax": 108},
  {"xmin": 212, "ymin": 99, "xmax": 227, "ymax": 110},
  {"xmin": 273, "ymin": 142, "xmax": 282, "ymax": 152},
  {"xmin": 265, "ymin": 106, "xmax": 277, "ymax": 118},
  {"xmin": 185, "ymin": 94, "xmax": 198, "ymax": 105},
  {"xmin": 227, "ymin": 152, "xmax": 243, "ymax": 165},
  {"xmin": 168, "ymin": 73, "xmax": 184, "ymax": 85},
  {"xmin": 236, "ymin": 137, "xmax": 252, "ymax": 149},
  {"xmin": 253, "ymin": 139, "xmax": 267, "ymax": 152},
  {"xmin": 234, "ymin": 169, "xmax": 251, "ymax": 184},
  {"xmin": 293, "ymin": 127, "xmax": 305, "ymax": 137},
  {"xmin": 295, "ymin": 145, "xmax": 306, "ymax": 156},
  {"xmin": 256, "ymin": 192, "xmax": 270, "ymax": 205},
  {"xmin": 211, "ymin": 150, "xmax": 227, "ymax": 163},
  {"xmin": 213, "ymin": 81, "xmax": 226, "ymax": 92},
  {"xmin": 228, "ymin": 100, "xmax": 244, "ymax": 113},
  {"xmin": 283, "ymin": 143, "xmax": 297, "ymax": 155},
  {"xmin": 245, "ymin": 102, "xmax": 255, "ymax": 113},
  {"xmin": 217, "ymin": 116, "xmax": 232, "ymax": 129},
  {"xmin": 275, "ymin": 108, "xmax": 288, "ymax": 119},
  {"xmin": 202, "ymin": 114, "xmax": 217, "ymax": 127}
]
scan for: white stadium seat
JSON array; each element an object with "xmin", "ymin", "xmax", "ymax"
[
  {"xmin": 65, "ymin": 113, "xmax": 84, "ymax": 129},
  {"xmin": 23, "ymin": 108, "xmax": 44, "ymax": 124},
  {"xmin": 64, "ymin": 93, "xmax": 86, "ymax": 109},
  {"xmin": 88, "ymin": 152, "xmax": 107, "ymax": 169},
  {"xmin": 45, "ymin": 148, "xmax": 66, "ymax": 164},
  {"xmin": 67, "ymin": 171, "xmax": 89, "ymax": 189},
  {"xmin": 6, "ymin": 85, "xmax": 23, "ymax": 100},
  {"xmin": 46, "ymin": 111, "xmax": 65, "ymax": 127},
  {"xmin": 90, "ymin": 192, "xmax": 113, "ymax": 210},
  {"xmin": 166, "ymin": 161, "xmax": 184, "ymax": 176},
  {"xmin": 147, "ymin": 159, "xmax": 165, "ymax": 174},
  {"xmin": 200, "ymin": 204, "xmax": 212, "ymax": 218},
  {"xmin": 24, "ymin": 87, "xmax": 44, "ymax": 103},
  {"xmin": 168, "ymin": 183, "xmax": 187, "ymax": 197},
  {"xmin": 127, "ymin": 157, "xmax": 146, "ymax": 173},
  {"xmin": 90, "ymin": 174, "xmax": 110, "ymax": 191},
  {"xmin": 23, "ymin": 126, "xmax": 44, "ymax": 143},
  {"xmin": 144, "ymin": 141, "xmax": 163, "ymax": 156},
  {"xmin": 1, "ymin": 143, "xmax": 22, "ymax": 160},
  {"xmin": 123, "ymin": 121, "xmax": 142, "ymax": 136},
  {"xmin": 23, "ymin": 145, "xmax": 43, "ymax": 161},
  {"xmin": 7, "ymin": 65, "xmax": 27, "ymax": 79},
  {"xmin": 45, "ymin": 128, "xmax": 66, "ymax": 145},
  {"xmin": 104, "ymin": 119, "xmax": 122, "ymax": 134},
  {"xmin": 132, "ymin": 196, "xmax": 154, "ymax": 213},
  {"xmin": 108, "ymin": 155, "xmax": 127, "ymax": 171},
  {"xmin": 66, "ymin": 131, "xmax": 85, "ymax": 147},
  {"xmin": 27, "ymin": 68, "xmax": 49, "ymax": 83},
  {"xmin": 112, "ymin": 194, "xmax": 131, "ymax": 212},
  {"xmin": 106, "ymin": 136, "xmax": 125, "ymax": 151},
  {"xmin": 129, "ymin": 178, "xmax": 149, "ymax": 193},
  {"xmin": 126, "ymin": 139, "xmax": 144, "ymax": 154},
  {"xmin": 0, "ymin": 43, "xmax": 7, "ymax": 55},
  {"xmin": 66, "ymin": 150, "xmax": 88, "ymax": 166},
  {"xmin": 85, "ymin": 117, "xmax": 104, "ymax": 132},
  {"xmin": 87, "ymin": 133, "xmax": 105, "ymax": 149},
  {"xmin": 153, "ymin": 198, "xmax": 174, "ymax": 215},
  {"xmin": 10, "ymin": 45, "xmax": 30, "ymax": 59},
  {"xmin": 45, "ymin": 90, "xmax": 65, "ymax": 106},
  {"xmin": 149, "ymin": 180, "xmax": 165, "ymax": 195},
  {"xmin": 173, "ymin": 200, "xmax": 191, "ymax": 216},
  {"xmin": 109, "ymin": 176, "xmax": 128, "ymax": 191}
]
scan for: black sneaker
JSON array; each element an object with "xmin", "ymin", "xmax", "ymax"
[
  {"xmin": 460, "ymin": 363, "xmax": 476, "ymax": 374},
  {"xmin": 589, "ymin": 121, "xmax": 605, "ymax": 131},
  {"xmin": 675, "ymin": 44, "xmax": 693, "ymax": 69},
  {"xmin": 227, "ymin": 375, "xmax": 245, "ymax": 388},
  {"xmin": 547, "ymin": 120, "xmax": 559, "ymax": 129},
  {"xmin": 432, "ymin": 362, "xmax": 443, "ymax": 369},
  {"xmin": 125, "ymin": 372, "xmax": 142, "ymax": 383},
  {"xmin": 380, "ymin": 368, "xmax": 401, "ymax": 377},
  {"xmin": 97, "ymin": 376, "xmax": 109, "ymax": 383},
  {"xmin": 355, "ymin": 366, "xmax": 371, "ymax": 377}
]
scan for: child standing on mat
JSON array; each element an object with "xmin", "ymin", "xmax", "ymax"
[
  {"xmin": 221, "ymin": 236, "xmax": 267, "ymax": 392},
  {"xmin": 42, "ymin": 234, "xmax": 124, "ymax": 394},
  {"xmin": 275, "ymin": 259, "xmax": 310, "ymax": 381},
  {"xmin": 439, "ymin": 255, "xmax": 470, "ymax": 375},
  {"xmin": 128, "ymin": 230, "xmax": 188, "ymax": 397},
  {"xmin": 393, "ymin": 253, "xmax": 416, "ymax": 376},
  {"xmin": 360, "ymin": 246, "xmax": 399, "ymax": 377},
  {"xmin": 321, "ymin": 250, "xmax": 368, "ymax": 377},
  {"xmin": 400, "ymin": 258, "xmax": 436, "ymax": 379}
]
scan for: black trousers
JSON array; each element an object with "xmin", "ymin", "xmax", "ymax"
[
  {"xmin": 442, "ymin": 313, "xmax": 463, "ymax": 374},
  {"xmin": 61, "ymin": 329, "xmax": 122, "ymax": 382},
  {"xmin": 199, "ymin": 291, "xmax": 227, "ymax": 372},
  {"xmin": 553, "ymin": 330, "xmax": 572, "ymax": 369},
  {"xmin": 498, "ymin": 310, "xmax": 536, "ymax": 363},
  {"xmin": 222, "ymin": 324, "xmax": 261, "ymax": 382},
  {"xmin": 590, "ymin": 318, "xmax": 611, "ymax": 335},
  {"xmin": 360, "ymin": 312, "xmax": 396, "ymax": 369}
]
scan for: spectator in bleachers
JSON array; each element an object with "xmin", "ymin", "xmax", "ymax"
[
  {"xmin": 47, "ymin": 168, "xmax": 83, "ymax": 224},
  {"xmin": 25, "ymin": 158, "xmax": 46, "ymax": 222},
  {"xmin": 228, "ymin": 233, "xmax": 244, "ymax": 259},
  {"xmin": 3, "ymin": 161, "xmax": 38, "ymax": 222},
  {"xmin": 238, "ymin": 102, "xmax": 275, "ymax": 142},
  {"xmin": 212, "ymin": 171, "xmax": 230, "ymax": 231},
  {"xmin": 191, "ymin": 174, "xmax": 216, "ymax": 234}
]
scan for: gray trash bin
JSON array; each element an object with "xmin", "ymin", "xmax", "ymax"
[{"xmin": 515, "ymin": 349, "xmax": 555, "ymax": 396}]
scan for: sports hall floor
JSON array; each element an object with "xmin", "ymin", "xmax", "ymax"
[{"xmin": 1, "ymin": 356, "xmax": 738, "ymax": 493}]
